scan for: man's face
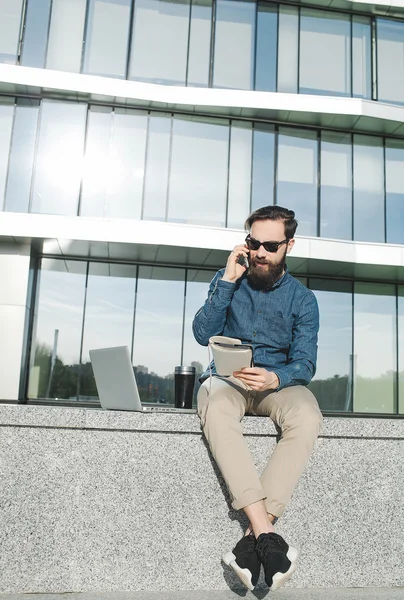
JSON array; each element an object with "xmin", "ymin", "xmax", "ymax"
[{"xmin": 246, "ymin": 219, "xmax": 295, "ymax": 290}]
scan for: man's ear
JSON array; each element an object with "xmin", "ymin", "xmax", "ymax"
[{"xmin": 286, "ymin": 238, "xmax": 295, "ymax": 254}]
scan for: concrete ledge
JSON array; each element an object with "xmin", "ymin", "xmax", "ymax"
[
  {"xmin": 1, "ymin": 405, "xmax": 404, "ymax": 593},
  {"xmin": 1, "ymin": 404, "xmax": 404, "ymax": 438},
  {"xmin": 2, "ymin": 213, "xmax": 404, "ymax": 283},
  {"xmin": 2, "ymin": 64, "xmax": 404, "ymax": 135}
]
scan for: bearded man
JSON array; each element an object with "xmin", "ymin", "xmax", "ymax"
[{"xmin": 193, "ymin": 205, "xmax": 322, "ymax": 592}]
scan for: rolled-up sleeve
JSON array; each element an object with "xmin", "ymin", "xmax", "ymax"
[
  {"xmin": 272, "ymin": 291, "xmax": 319, "ymax": 390},
  {"xmin": 192, "ymin": 270, "xmax": 236, "ymax": 346}
]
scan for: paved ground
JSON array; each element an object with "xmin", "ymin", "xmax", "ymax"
[{"xmin": 1, "ymin": 590, "xmax": 404, "ymax": 600}]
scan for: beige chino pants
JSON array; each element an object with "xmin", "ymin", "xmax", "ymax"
[{"xmin": 197, "ymin": 376, "xmax": 323, "ymax": 518}]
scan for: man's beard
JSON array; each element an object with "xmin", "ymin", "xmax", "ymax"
[{"xmin": 247, "ymin": 249, "xmax": 287, "ymax": 291}]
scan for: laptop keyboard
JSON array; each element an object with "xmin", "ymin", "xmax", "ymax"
[{"xmin": 144, "ymin": 406, "xmax": 195, "ymax": 413}]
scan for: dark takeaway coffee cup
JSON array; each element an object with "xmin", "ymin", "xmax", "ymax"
[{"xmin": 174, "ymin": 366, "xmax": 196, "ymax": 409}]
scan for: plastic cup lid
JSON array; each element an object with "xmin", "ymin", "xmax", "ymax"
[{"xmin": 174, "ymin": 366, "xmax": 196, "ymax": 374}]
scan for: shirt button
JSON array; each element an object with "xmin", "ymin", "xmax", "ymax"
[
  {"xmin": 257, "ymin": 310, "xmax": 261, "ymax": 314},
  {"xmin": 253, "ymin": 331, "xmax": 257, "ymax": 336}
]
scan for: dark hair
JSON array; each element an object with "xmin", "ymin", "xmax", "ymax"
[{"xmin": 244, "ymin": 205, "xmax": 298, "ymax": 239}]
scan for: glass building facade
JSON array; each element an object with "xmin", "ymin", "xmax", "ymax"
[
  {"xmin": 0, "ymin": 0, "xmax": 404, "ymax": 416},
  {"xmin": 28, "ymin": 258, "xmax": 404, "ymax": 414},
  {"xmin": 1, "ymin": 99, "xmax": 404, "ymax": 243},
  {"xmin": 1, "ymin": 0, "xmax": 404, "ymax": 104}
]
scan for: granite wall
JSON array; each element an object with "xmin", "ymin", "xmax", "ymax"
[{"xmin": 0, "ymin": 404, "xmax": 403, "ymax": 593}]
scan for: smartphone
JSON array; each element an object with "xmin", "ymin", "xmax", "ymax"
[{"xmin": 238, "ymin": 254, "xmax": 249, "ymax": 269}]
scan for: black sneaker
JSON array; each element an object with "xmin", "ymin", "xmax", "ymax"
[
  {"xmin": 255, "ymin": 532, "xmax": 299, "ymax": 591},
  {"xmin": 222, "ymin": 532, "xmax": 261, "ymax": 591}
]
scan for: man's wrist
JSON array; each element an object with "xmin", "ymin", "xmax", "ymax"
[
  {"xmin": 270, "ymin": 373, "xmax": 280, "ymax": 388},
  {"xmin": 271, "ymin": 370, "xmax": 282, "ymax": 390},
  {"xmin": 221, "ymin": 274, "xmax": 237, "ymax": 284}
]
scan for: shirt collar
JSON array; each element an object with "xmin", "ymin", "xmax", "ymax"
[{"xmin": 271, "ymin": 263, "xmax": 289, "ymax": 289}]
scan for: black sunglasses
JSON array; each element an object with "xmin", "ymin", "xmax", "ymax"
[{"xmin": 245, "ymin": 235, "xmax": 289, "ymax": 253}]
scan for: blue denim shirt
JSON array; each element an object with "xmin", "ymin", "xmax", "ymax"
[{"xmin": 192, "ymin": 266, "xmax": 319, "ymax": 390}]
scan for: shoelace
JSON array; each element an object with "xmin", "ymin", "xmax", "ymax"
[
  {"xmin": 256, "ymin": 534, "xmax": 283, "ymax": 560},
  {"xmin": 244, "ymin": 532, "xmax": 257, "ymax": 552}
]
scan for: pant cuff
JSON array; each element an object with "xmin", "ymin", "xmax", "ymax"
[
  {"xmin": 265, "ymin": 500, "xmax": 285, "ymax": 518},
  {"xmin": 231, "ymin": 489, "xmax": 266, "ymax": 511}
]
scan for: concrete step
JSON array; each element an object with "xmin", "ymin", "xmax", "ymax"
[{"xmin": 1, "ymin": 591, "xmax": 404, "ymax": 600}]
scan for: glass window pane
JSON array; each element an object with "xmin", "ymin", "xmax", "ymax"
[
  {"xmin": 320, "ymin": 131, "xmax": 352, "ymax": 240},
  {"xmin": 46, "ymin": 0, "xmax": 87, "ymax": 73},
  {"xmin": 277, "ymin": 128, "xmax": 318, "ymax": 237},
  {"xmin": 21, "ymin": 0, "xmax": 52, "ymax": 68},
  {"xmin": 213, "ymin": 0, "xmax": 255, "ymax": 90},
  {"xmin": 80, "ymin": 262, "xmax": 137, "ymax": 400},
  {"xmin": 353, "ymin": 135, "xmax": 385, "ymax": 243},
  {"xmin": 227, "ymin": 121, "xmax": 252, "ymax": 229},
  {"xmin": 133, "ymin": 266, "xmax": 185, "ymax": 404},
  {"xmin": 399, "ymin": 286, "xmax": 404, "ymax": 414},
  {"xmin": 31, "ymin": 100, "xmax": 87, "ymax": 215},
  {"xmin": 83, "ymin": 0, "xmax": 131, "ymax": 78},
  {"xmin": 142, "ymin": 114, "xmax": 171, "ymax": 221},
  {"xmin": 106, "ymin": 108, "xmax": 148, "ymax": 219},
  {"xmin": 277, "ymin": 5, "xmax": 298, "ymax": 93},
  {"xmin": 80, "ymin": 106, "xmax": 111, "ymax": 218},
  {"xmin": 308, "ymin": 279, "xmax": 353, "ymax": 412},
  {"xmin": 81, "ymin": 106, "xmax": 148, "ymax": 219},
  {"xmin": 299, "ymin": 9, "xmax": 351, "ymax": 96},
  {"xmin": 187, "ymin": 0, "xmax": 212, "ymax": 87},
  {"xmin": 255, "ymin": 2, "xmax": 277, "ymax": 92},
  {"xmin": 385, "ymin": 139, "xmax": 404, "ymax": 245},
  {"xmin": 352, "ymin": 16, "xmax": 372, "ymax": 99},
  {"xmin": 28, "ymin": 259, "xmax": 86, "ymax": 401},
  {"xmin": 129, "ymin": 0, "xmax": 190, "ymax": 85},
  {"xmin": 4, "ymin": 100, "xmax": 40, "ymax": 213},
  {"xmin": 0, "ymin": 99, "xmax": 14, "ymax": 211},
  {"xmin": 251, "ymin": 123, "xmax": 275, "ymax": 211},
  {"xmin": 0, "ymin": 0, "xmax": 23, "ymax": 64},
  {"xmin": 377, "ymin": 19, "xmax": 404, "ymax": 104},
  {"xmin": 183, "ymin": 269, "xmax": 217, "ymax": 404},
  {"xmin": 167, "ymin": 116, "xmax": 229, "ymax": 227},
  {"xmin": 354, "ymin": 283, "xmax": 396, "ymax": 414}
]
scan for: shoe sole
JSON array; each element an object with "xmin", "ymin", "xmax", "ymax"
[
  {"xmin": 270, "ymin": 546, "xmax": 299, "ymax": 592},
  {"xmin": 222, "ymin": 551, "xmax": 255, "ymax": 591}
]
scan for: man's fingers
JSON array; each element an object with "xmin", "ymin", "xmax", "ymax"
[
  {"xmin": 236, "ymin": 378, "xmax": 263, "ymax": 390},
  {"xmin": 234, "ymin": 369, "xmax": 261, "ymax": 378},
  {"xmin": 234, "ymin": 374, "xmax": 264, "ymax": 383},
  {"xmin": 230, "ymin": 246, "xmax": 249, "ymax": 260}
]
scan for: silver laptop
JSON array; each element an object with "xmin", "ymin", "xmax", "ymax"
[{"xmin": 89, "ymin": 346, "xmax": 196, "ymax": 413}]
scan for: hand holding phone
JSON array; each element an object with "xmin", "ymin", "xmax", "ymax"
[
  {"xmin": 238, "ymin": 254, "xmax": 249, "ymax": 269},
  {"xmin": 222, "ymin": 244, "xmax": 250, "ymax": 283}
]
